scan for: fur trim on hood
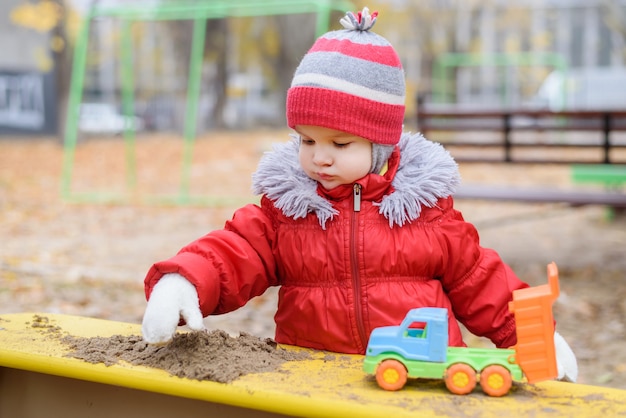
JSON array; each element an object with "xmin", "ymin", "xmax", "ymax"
[{"xmin": 251, "ymin": 132, "xmax": 460, "ymax": 229}]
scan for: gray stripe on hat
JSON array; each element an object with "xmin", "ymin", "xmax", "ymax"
[
  {"xmin": 290, "ymin": 73, "xmax": 405, "ymax": 105},
  {"xmin": 292, "ymin": 52, "xmax": 405, "ymax": 96}
]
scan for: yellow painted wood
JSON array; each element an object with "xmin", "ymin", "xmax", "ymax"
[{"xmin": 1, "ymin": 312, "xmax": 625, "ymax": 417}]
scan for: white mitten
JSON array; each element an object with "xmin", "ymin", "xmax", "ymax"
[
  {"xmin": 142, "ymin": 273, "xmax": 204, "ymax": 344},
  {"xmin": 554, "ymin": 331, "xmax": 578, "ymax": 382}
]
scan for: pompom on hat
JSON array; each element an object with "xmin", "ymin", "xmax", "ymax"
[{"xmin": 286, "ymin": 7, "xmax": 406, "ymax": 146}]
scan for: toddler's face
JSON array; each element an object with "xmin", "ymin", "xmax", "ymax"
[{"xmin": 296, "ymin": 125, "xmax": 372, "ymax": 190}]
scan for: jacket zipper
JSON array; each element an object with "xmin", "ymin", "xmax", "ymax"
[{"xmin": 351, "ymin": 183, "xmax": 367, "ymax": 349}]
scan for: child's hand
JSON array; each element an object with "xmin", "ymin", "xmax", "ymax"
[
  {"xmin": 141, "ymin": 273, "xmax": 204, "ymax": 344},
  {"xmin": 554, "ymin": 331, "xmax": 578, "ymax": 382}
]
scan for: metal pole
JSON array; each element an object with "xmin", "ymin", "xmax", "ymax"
[
  {"xmin": 602, "ymin": 113, "xmax": 611, "ymax": 164},
  {"xmin": 180, "ymin": 18, "xmax": 207, "ymax": 204},
  {"xmin": 121, "ymin": 19, "xmax": 138, "ymax": 194},
  {"xmin": 60, "ymin": 11, "xmax": 92, "ymax": 201},
  {"xmin": 503, "ymin": 113, "xmax": 512, "ymax": 162}
]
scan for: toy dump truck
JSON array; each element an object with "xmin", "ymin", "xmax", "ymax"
[{"xmin": 363, "ymin": 262, "xmax": 561, "ymax": 396}]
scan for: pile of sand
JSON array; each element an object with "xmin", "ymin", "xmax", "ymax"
[{"xmin": 59, "ymin": 327, "xmax": 309, "ymax": 383}]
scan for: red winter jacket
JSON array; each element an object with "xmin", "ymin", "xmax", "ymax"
[{"xmin": 144, "ymin": 133, "xmax": 528, "ymax": 354}]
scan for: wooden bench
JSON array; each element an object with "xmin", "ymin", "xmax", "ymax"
[
  {"xmin": 416, "ymin": 105, "xmax": 626, "ymax": 212},
  {"xmin": 416, "ymin": 106, "xmax": 626, "ymax": 164}
]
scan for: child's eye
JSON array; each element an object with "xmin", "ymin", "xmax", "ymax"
[
  {"xmin": 334, "ymin": 142, "xmax": 351, "ymax": 148},
  {"xmin": 300, "ymin": 136, "xmax": 315, "ymax": 145}
]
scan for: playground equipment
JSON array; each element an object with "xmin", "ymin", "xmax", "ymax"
[
  {"xmin": 364, "ymin": 262, "xmax": 560, "ymax": 396},
  {"xmin": 430, "ymin": 52, "xmax": 567, "ymax": 106},
  {"xmin": 61, "ymin": 0, "xmax": 353, "ymax": 205}
]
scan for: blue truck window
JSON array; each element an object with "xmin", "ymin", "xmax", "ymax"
[{"xmin": 405, "ymin": 322, "xmax": 427, "ymax": 338}]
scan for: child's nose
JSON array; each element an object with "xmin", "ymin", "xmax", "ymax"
[{"xmin": 313, "ymin": 148, "xmax": 332, "ymax": 165}]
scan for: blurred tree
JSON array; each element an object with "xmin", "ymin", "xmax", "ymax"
[
  {"xmin": 9, "ymin": 0, "xmax": 75, "ymax": 139},
  {"xmin": 51, "ymin": 0, "xmax": 73, "ymax": 140},
  {"xmin": 226, "ymin": 11, "xmax": 341, "ymax": 127},
  {"xmin": 164, "ymin": 18, "xmax": 229, "ymax": 129},
  {"xmin": 274, "ymin": 13, "xmax": 321, "ymax": 122},
  {"xmin": 165, "ymin": 9, "xmax": 343, "ymax": 129},
  {"xmin": 600, "ymin": 0, "xmax": 626, "ymax": 63},
  {"xmin": 373, "ymin": 1, "xmax": 457, "ymax": 107},
  {"xmin": 204, "ymin": 19, "xmax": 229, "ymax": 129}
]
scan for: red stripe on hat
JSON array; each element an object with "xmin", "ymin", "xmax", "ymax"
[
  {"xmin": 308, "ymin": 37, "xmax": 402, "ymax": 68},
  {"xmin": 287, "ymin": 87, "xmax": 404, "ymax": 145}
]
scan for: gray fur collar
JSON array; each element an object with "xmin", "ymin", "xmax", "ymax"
[{"xmin": 251, "ymin": 132, "xmax": 460, "ymax": 229}]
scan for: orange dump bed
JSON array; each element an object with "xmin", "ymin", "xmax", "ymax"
[{"xmin": 508, "ymin": 262, "xmax": 560, "ymax": 383}]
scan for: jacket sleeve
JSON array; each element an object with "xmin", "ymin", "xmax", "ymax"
[
  {"xmin": 144, "ymin": 203, "xmax": 278, "ymax": 317},
  {"xmin": 436, "ymin": 204, "xmax": 529, "ymax": 348}
]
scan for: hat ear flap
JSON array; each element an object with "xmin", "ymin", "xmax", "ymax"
[{"xmin": 371, "ymin": 143, "xmax": 395, "ymax": 174}]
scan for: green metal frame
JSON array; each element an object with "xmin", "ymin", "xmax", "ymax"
[
  {"xmin": 432, "ymin": 52, "xmax": 568, "ymax": 106},
  {"xmin": 572, "ymin": 164, "xmax": 626, "ymax": 189},
  {"xmin": 571, "ymin": 163, "xmax": 626, "ymax": 220},
  {"xmin": 61, "ymin": 0, "xmax": 354, "ymax": 205}
]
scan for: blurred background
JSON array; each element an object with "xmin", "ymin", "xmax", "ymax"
[
  {"xmin": 1, "ymin": 0, "xmax": 626, "ymax": 390},
  {"xmin": 2, "ymin": 0, "xmax": 626, "ymax": 138}
]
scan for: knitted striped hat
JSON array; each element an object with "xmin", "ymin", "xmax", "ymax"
[{"xmin": 286, "ymin": 7, "xmax": 405, "ymax": 146}]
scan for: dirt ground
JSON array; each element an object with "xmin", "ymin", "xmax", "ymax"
[{"xmin": 1, "ymin": 130, "xmax": 625, "ymax": 390}]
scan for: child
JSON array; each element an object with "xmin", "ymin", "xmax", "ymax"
[{"xmin": 142, "ymin": 7, "xmax": 577, "ymax": 382}]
